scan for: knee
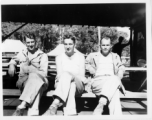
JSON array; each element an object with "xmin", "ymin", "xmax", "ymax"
[
  {"xmin": 112, "ymin": 76, "xmax": 121, "ymax": 85},
  {"xmin": 61, "ymin": 72, "xmax": 73, "ymax": 78},
  {"xmin": 28, "ymin": 73, "xmax": 38, "ymax": 78},
  {"xmin": 58, "ymin": 72, "xmax": 74, "ymax": 83}
]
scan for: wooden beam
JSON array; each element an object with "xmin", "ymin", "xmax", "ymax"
[
  {"xmin": 2, "ymin": 23, "xmax": 28, "ymax": 42},
  {"xmin": 97, "ymin": 26, "xmax": 101, "ymax": 52},
  {"xmin": 3, "ymin": 89, "xmax": 147, "ymax": 100},
  {"xmin": 125, "ymin": 67, "xmax": 147, "ymax": 71}
]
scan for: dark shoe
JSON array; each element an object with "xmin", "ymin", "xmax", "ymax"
[
  {"xmin": 42, "ymin": 106, "xmax": 57, "ymax": 116},
  {"xmin": 12, "ymin": 108, "xmax": 25, "ymax": 116},
  {"xmin": 93, "ymin": 103, "xmax": 104, "ymax": 115}
]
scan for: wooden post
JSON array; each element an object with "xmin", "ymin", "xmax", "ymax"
[
  {"xmin": 98, "ymin": 26, "xmax": 101, "ymax": 51},
  {"xmin": 62, "ymin": 27, "xmax": 64, "ymax": 43},
  {"xmin": 59, "ymin": 25, "xmax": 62, "ymax": 44},
  {"xmin": 2, "ymin": 23, "xmax": 28, "ymax": 42},
  {"xmin": 129, "ymin": 27, "xmax": 133, "ymax": 81},
  {"xmin": 130, "ymin": 27, "xmax": 133, "ymax": 66}
]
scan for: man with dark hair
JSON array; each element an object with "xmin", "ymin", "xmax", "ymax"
[
  {"xmin": 86, "ymin": 36, "xmax": 126, "ymax": 115},
  {"xmin": 8, "ymin": 32, "xmax": 48, "ymax": 116},
  {"xmin": 43, "ymin": 33, "xmax": 86, "ymax": 116}
]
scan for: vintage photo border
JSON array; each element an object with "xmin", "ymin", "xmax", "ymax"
[{"xmin": 0, "ymin": 0, "xmax": 152, "ymax": 120}]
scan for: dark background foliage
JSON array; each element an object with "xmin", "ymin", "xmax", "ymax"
[{"xmin": 2, "ymin": 22, "xmax": 130, "ymax": 57}]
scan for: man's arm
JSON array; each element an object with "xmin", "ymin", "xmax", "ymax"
[
  {"xmin": 78, "ymin": 55, "xmax": 87, "ymax": 84},
  {"xmin": 8, "ymin": 52, "xmax": 22, "ymax": 77},
  {"xmin": 85, "ymin": 53, "xmax": 96, "ymax": 75},
  {"xmin": 117, "ymin": 55, "xmax": 125, "ymax": 79},
  {"xmin": 116, "ymin": 55, "xmax": 126, "ymax": 95},
  {"xmin": 55, "ymin": 55, "xmax": 63, "ymax": 79},
  {"xmin": 27, "ymin": 53, "xmax": 48, "ymax": 77},
  {"xmin": 79, "ymin": 55, "xmax": 85, "ymax": 77}
]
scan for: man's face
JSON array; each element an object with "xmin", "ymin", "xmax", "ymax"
[
  {"xmin": 25, "ymin": 37, "xmax": 36, "ymax": 52},
  {"xmin": 64, "ymin": 38, "xmax": 75, "ymax": 56},
  {"xmin": 100, "ymin": 38, "xmax": 112, "ymax": 56}
]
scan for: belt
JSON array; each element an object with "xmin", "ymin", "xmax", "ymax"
[{"xmin": 94, "ymin": 74, "xmax": 111, "ymax": 78}]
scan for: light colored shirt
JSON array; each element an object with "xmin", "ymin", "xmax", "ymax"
[
  {"xmin": 56, "ymin": 51, "xmax": 86, "ymax": 82},
  {"xmin": 9, "ymin": 49, "xmax": 48, "ymax": 78},
  {"xmin": 95, "ymin": 53, "xmax": 114, "ymax": 76},
  {"xmin": 61, "ymin": 52, "xmax": 80, "ymax": 75}
]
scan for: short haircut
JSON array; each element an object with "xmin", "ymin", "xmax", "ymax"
[
  {"xmin": 63, "ymin": 32, "xmax": 76, "ymax": 44},
  {"xmin": 24, "ymin": 32, "xmax": 36, "ymax": 41},
  {"xmin": 100, "ymin": 36, "xmax": 111, "ymax": 45}
]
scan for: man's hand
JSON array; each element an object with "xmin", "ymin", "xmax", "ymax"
[
  {"xmin": 118, "ymin": 70, "xmax": 123, "ymax": 80},
  {"xmin": 22, "ymin": 65, "xmax": 29, "ymax": 74},
  {"xmin": 8, "ymin": 64, "xmax": 16, "ymax": 77},
  {"xmin": 84, "ymin": 77, "xmax": 93, "ymax": 92},
  {"xmin": 16, "ymin": 80, "xmax": 23, "ymax": 89},
  {"xmin": 119, "ymin": 83, "xmax": 126, "ymax": 96},
  {"xmin": 88, "ymin": 67, "xmax": 96, "ymax": 75}
]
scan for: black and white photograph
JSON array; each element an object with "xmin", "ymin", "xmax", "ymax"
[{"xmin": 1, "ymin": 0, "xmax": 152, "ymax": 119}]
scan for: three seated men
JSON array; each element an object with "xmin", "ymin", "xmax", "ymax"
[{"xmin": 8, "ymin": 32, "xmax": 125, "ymax": 116}]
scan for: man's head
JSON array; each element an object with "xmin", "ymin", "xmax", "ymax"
[
  {"xmin": 63, "ymin": 33, "xmax": 76, "ymax": 57},
  {"xmin": 24, "ymin": 32, "xmax": 37, "ymax": 53},
  {"xmin": 100, "ymin": 36, "xmax": 112, "ymax": 56}
]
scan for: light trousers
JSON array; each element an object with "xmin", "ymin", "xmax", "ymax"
[
  {"xmin": 109, "ymin": 89, "xmax": 122, "ymax": 115},
  {"xmin": 19, "ymin": 73, "xmax": 46, "ymax": 116},
  {"xmin": 53, "ymin": 72, "xmax": 84, "ymax": 115},
  {"xmin": 91, "ymin": 75, "xmax": 122, "ymax": 115}
]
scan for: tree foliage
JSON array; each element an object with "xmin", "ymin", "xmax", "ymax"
[{"xmin": 2, "ymin": 22, "xmax": 129, "ymax": 57}]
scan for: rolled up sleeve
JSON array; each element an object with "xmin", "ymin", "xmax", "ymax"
[
  {"xmin": 8, "ymin": 52, "xmax": 22, "ymax": 66},
  {"xmin": 117, "ymin": 55, "xmax": 125, "ymax": 79}
]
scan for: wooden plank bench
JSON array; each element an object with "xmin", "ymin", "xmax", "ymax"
[
  {"xmin": 2, "ymin": 54, "xmax": 147, "ymax": 100},
  {"xmin": 3, "ymin": 89, "xmax": 147, "ymax": 100}
]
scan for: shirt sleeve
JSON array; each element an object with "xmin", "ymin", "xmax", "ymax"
[
  {"xmin": 55, "ymin": 55, "xmax": 63, "ymax": 79},
  {"xmin": 8, "ymin": 51, "xmax": 22, "ymax": 66},
  {"xmin": 78, "ymin": 54, "xmax": 87, "ymax": 83},
  {"xmin": 117, "ymin": 55, "xmax": 125, "ymax": 73},
  {"xmin": 79, "ymin": 55, "xmax": 85, "ymax": 77}
]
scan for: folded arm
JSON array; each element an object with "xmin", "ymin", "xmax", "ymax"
[
  {"xmin": 55, "ymin": 55, "xmax": 63, "ymax": 79},
  {"xmin": 28, "ymin": 53, "xmax": 48, "ymax": 78},
  {"xmin": 8, "ymin": 52, "xmax": 22, "ymax": 77}
]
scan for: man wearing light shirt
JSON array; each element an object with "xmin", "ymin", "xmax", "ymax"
[
  {"xmin": 43, "ymin": 33, "xmax": 86, "ymax": 116},
  {"xmin": 86, "ymin": 36, "xmax": 126, "ymax": 115},
  {"xmin": 8, "ymin": 33, "xmax": 48, "ymax": 116}
]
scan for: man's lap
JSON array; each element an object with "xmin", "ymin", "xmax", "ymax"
[
  {"xmin": 91, "ymin": 75, "xmax": 120, "ymax": 92},
  {"xmin": 55, "ymin": 72, "xmax": 85, "ymax": 95}
]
